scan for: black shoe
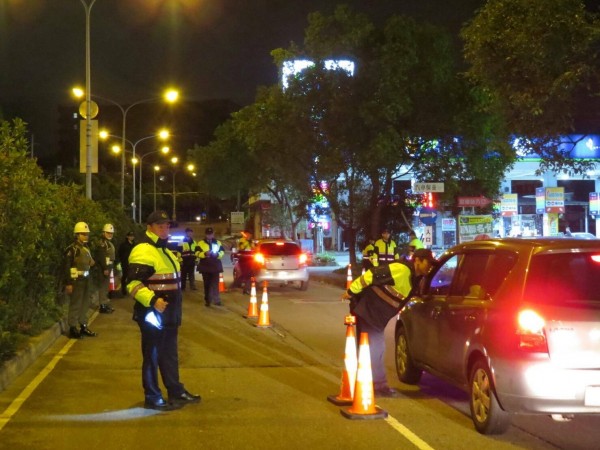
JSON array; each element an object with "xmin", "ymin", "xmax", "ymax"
[
  {"xmin": 374, "ymin": 387, "xmax": 401, "ymax": 398},
  {"xmin": 213, "ymin": 302, "xmax": 223, "ymax": 306},
  {"xmin": 68, "ymin": 326, "xmax": 82, "ymax": 339},
  {"xmin": 99, "ymin": 304, "xmax": 114, "ymax": 314},
  {"xmin": 80, "ymin": 325, "xmax": 97, "ymax": 337},
  {"xmin": 170, "ymin": 391, "xmax": 201, "ymax": 404},
  {"xmin": 144, "ymin": 398, "xmax": 182, "ymax": 411}
]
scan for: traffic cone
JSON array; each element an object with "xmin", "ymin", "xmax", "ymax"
[
  {"xmin": 244, "ymin": 277, "xmax": 258, "ymax": 319},
  {"xmin": 219, "ymin": 272, "xmax": 226, "ymax": 292},
  {"xmin": 327, "ymin": 315, "xmax": 357, "ymax": 406},
  {"xmin": 341, "ymin": 332, "xmax": 388, "ymax": 420},
  {"xmin": 109, "ymin": 269, "xmax": 116, "ymax": 291},
  {"xmin": 346, "ymin": 264, "xmax": 353, "ymax": 290},
  {"xmin": 255, "ymin": 281, "xmax": 272, "ymax": 328}
]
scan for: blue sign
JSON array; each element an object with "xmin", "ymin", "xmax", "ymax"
[{"xmin": 419, "ymin": 207, "xmax": 438, "ymax": 225}]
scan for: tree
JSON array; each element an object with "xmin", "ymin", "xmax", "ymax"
[{"xmin": 461, "ymin": 0, "xmax": 600, "ymax": 175}]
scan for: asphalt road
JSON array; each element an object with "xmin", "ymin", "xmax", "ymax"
[{"xmin": 0, "ymin": 262, "xmax": 599, "ymax": 449}]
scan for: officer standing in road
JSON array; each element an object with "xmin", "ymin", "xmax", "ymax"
[
  {"xmin": 361, "ymin": 237, "xmax": 376, "ymax": 271},
  {"xmin": 117, "ymin": 231, "xmax": 136, "ymax": 296},
  {"xmin": 178, "ymin": 228, "xmax": 198, "ymax": 291},
  {"xmin": 196, "ymin": 227, "xmax": 224, "ymax": 307},
  {"xmin": 237, "ymin": 230, "xmax": 255, "ymax": 294},
  {"xmin": 96, "ymin": 223, "xmax": 116, "ymax": 314},
  {"xmin": 341, "ymin": 248, "xmax": 437, "ymax": 397},
  {"xmin": 127, "ymin": 210, "xmax": 201, "ymax": 411},
  {"xmin": 63, "ymin": 222, "xmax": 97, "ymax": 339},
  {"xmin": 373, "ymin": 228, "xmax": 399, "ymax": 267}
]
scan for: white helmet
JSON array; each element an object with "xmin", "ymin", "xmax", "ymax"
[
  {"xmin": 103, "ymin": 223, "xmax": 115, "ymax": 233},
  {"xmin": 74, "ymin": 222, "xmax": 90, "ymax": 234}
]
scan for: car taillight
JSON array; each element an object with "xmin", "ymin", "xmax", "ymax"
[
  {"xmin": 299, "ymin": 253, "xmax": 308, "ymax": 265},
  {"xmin": 254, "ymin": 253, "xmax": 265, "ymax": 266},
  {"xmin": 517, "ymin": 309, "xmax": 548, "ymax": 353}
]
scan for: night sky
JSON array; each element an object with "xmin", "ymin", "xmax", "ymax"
[{"xmin": 0, "ymin": 0, "xmax": 486, "ymax": 157}]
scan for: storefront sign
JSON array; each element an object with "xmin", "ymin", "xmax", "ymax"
[
  {"xmin": 501, "ymin": 194, "xmax": 518, "ymax": 217},
  {"xmin": 590, "ymin": 192, "xmax": 600, "ymax": 216}
]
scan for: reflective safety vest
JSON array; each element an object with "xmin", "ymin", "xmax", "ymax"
[
  {"xmin": 179, "ymin": 237, "xmax": 197, "ymax": 264},
  {"xmin": 373, "ymin": 238, "xmax": 399, "ymax": 266},
  {"xmin": 127, "ymin": 231, "xmax": 182, "ymax": 327},
  {"xmin": 237, "ymin": 237, "xmax": 253, "ymax": 251},
  {"xmin": 347, "ymin": 262, "xmax": 412, "ymax": 330}
]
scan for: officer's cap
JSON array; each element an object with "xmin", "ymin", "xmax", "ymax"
[
  {"xmin": 146, "ymin": 210, "xmax": 172, "ymax": 225},
  {"xmin": 205, "ymin": 227, "xmax": 214, "ymax": 235},
  {"xmin": 185, "ymin": 228, "xmax": 193, "ymax": 233}
]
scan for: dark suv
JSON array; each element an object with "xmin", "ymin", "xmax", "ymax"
[{"xmin": 395, "ymin": 238, "xmax": 600, "ymax": 434}]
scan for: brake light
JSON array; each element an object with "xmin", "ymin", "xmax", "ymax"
[
  {"xmin": 299, "ymin": 253, "xmax": 308, "ymax": 265},
  {"xmin": 254, "ymin": 253, "xmax": 265, "ymax": 266},
  {"xmin": 591, "ymin": 255, "xmax": 600, "ymax": 263},
  {"xmin": 517, "ymin": 309, "xmax": 548, "ymax": 353}
]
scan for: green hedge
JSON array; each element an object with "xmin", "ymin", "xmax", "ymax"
[{"xmin": 0, "ymin": 118, "xmax": 135, "ymax": 361}]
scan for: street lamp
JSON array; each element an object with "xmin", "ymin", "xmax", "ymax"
[
  {"xmin": 72, "ymin": 87, "xmax": 179, "ymax": 206},
  {"xmin": 155, "ymin": 159, "xmax": 196, "ymax": 221},
  {"xmin": 153, "ymin": 165, "xmax": 160, "ymax": 211},
  {"xmin": 80, "ymin": 0, "xmax": 97, "ymax": 199},
  {"xmin": 101, "ymin": 129, "xmax": 170, "ymax": 221},
  {"xmin": 139, "ymin": 145, "xmax": 170, "ymax": 223}
]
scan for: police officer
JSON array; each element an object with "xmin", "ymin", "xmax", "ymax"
[
  {"xmin": 195, "ymin": 227, "xmax": 224, "ymax": 307},
  {"xmin": 236, "ymin": 230, "xmax": 254, "ymax": 294},
  {"xmin": 341, "ymin": 248, "xmax": 437, "ymax": 397},
  {"xmin": 178, "ymin": 228, "xmax": 198, "ymax": 291},
  {"xmin": 127, "ymin": 210, "xmax": 200, "ymax": 411},
  {"xmin": 361, "ymin": 238, "xmax": 376, "ymax": 271},
  {"xmin": 96, "ymin": 223, "xmax": 116, "ymax": 314},
  {"xmin": 373, "ymin": 228, "xmax": 399, "ymax": 267},
  {"xmin": 63, "ymin": 222, "xmax": 97, "ymax": 339}
]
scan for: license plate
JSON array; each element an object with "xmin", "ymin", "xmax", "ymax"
[
  {"xmin": 585, "ymin": 386, "xmax": 600, "ymax": 406},
  {"xmin": 277, "ymin": 271, "xmax": 288, "ymax": 278}
]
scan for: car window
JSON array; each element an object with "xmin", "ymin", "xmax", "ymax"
[
  {"xmin": 524, "ymin": 252, "xmax": 600, "ymax": 304},
  {"xmin": 429, "ymin": 255, "xmax": 460, "ymax": 295},
  {"xmin": 450, "ymin": 250, "xmax": 517, "ymax": 299},
  {"xmin": 259, "ymin": 242, "xmax": 301, "ymax": 256}
]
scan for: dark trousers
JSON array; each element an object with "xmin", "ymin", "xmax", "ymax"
[
  {"xmin": 137, "ymin": 321, "xmax": 185, "ymax": 402},
  {"xmin": 121, "ymin": 264, "xmax": 129, "ymax": 295},
  {"xmin": 68, "ymin": 278, "xmax": 91, "ymax": 328},
  {"xmin": 181, "ymin": 262, "xmax": 196, "ymax": 290},
  {"xmin": 355, "ymin": 317, "xmax": 387, "ymax": 390},
  {"xmin": 201, "ymin": 272, "xmax": 220, "ymax": 304}
]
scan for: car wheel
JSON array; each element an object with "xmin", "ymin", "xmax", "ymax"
[
  {"xmin": 395, "ymin": 325, "xmax": 422, "ymax": 384},
  {"xmin": 299, "ymin": 280, "xmax": 309, "ymax": 291},
  {"xmin": 469, "ymin": 359, "xmax": 510, "ymax": 435}
]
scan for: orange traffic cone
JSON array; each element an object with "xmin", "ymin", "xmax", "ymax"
[
  {"xmin": 219, "ymin": 272, "xmax": 226, "ymax": 293},
  {"xmin": 109, "ymin": 269, "xmax": 116, "ymax": 291},
  {"xmin": 327, "ymin": 315, "xmax": 357, "ymax": 406},
  {"xmin": 255, "ymin": 281, "xmax": 272, "ymax": 328},
  {"xmin": 341, "ymin": 332, "xmax": 388, "ymax": 420},
  {"xmin": 346, "ymin": 264, "xmax": 353, "ymax": 290},
  {"xmin": 244, "ymin": 278, "xmax": 258, "ymax": 319}
]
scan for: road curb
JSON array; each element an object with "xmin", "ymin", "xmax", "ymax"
[{"xmin": 0, "ymin": 319, "xmax": 67, "ymax": 392}]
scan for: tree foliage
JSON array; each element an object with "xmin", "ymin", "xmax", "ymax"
[
  {"xmin": 0, "ymin": 118, "xmax": 132, "ymax": 362},
  {"xmin": 462, "ymin": 0, "xmax": 600, "ymax": 175}
]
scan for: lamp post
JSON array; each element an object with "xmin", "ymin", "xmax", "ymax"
[
  {"xmin": 153, "ymin": 165, "xmax": 160, "ymax": 211},
  {"xmin": 155, "ymin": 159, "xmax": 196, "ymax": 221},
  {"xmin": 80, "ymin": 0, "xmax": 97, "ymax": 199},
  {"xmin": 72, "ymin": 89, "xmax": 179, "ymax": 207},
  {"xmin": 101, "ymin": 130, "xmax": 169, "ymax": 222},
  {"xmin": 138, "ymin": 146, "xmax": 170, "ymax": 223}
]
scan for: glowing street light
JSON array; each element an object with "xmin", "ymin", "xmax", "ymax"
[
  {"xmin": 72, "ymin": 88, "xmax": 179, "ymax": 207},
  {"xmin": 100, "ymin": 130, "xmax": 170, "ymax": 222}
]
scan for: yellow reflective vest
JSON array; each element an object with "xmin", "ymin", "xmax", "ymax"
[{"xmin": 127, "ymin": 230, "xmax": 182, "ymax": 327}]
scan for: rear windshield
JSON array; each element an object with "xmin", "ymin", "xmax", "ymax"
[
  {"xmin": 259, "ymin": 243, "xmax": 301, "ymax": 256},
  {"xmin": 524, "ymin": 253, "xmax": 600, "ymax": 304}
]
